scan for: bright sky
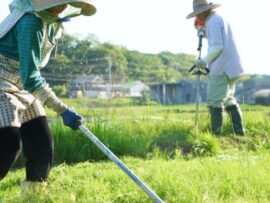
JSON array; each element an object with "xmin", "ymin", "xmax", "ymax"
[{"xmin": 1, "ymin": 0, "xmax": 270, "ymax": 74}]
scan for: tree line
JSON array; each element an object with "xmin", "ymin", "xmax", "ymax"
[{"xmin": 42, "ymin": 32, "xmax": 197, "ymax": 85}]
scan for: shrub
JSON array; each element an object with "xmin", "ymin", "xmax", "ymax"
[{"xmin": 52, "ymin": 85, "xmax": 67, "ymax": 97}]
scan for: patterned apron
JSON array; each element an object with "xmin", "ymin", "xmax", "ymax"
[
  {"xmin": 0, "ymin": 55, "xmax": 46, "ymax": 128},
  {"xmin": 0, "ymin": 7, "xmax": 62, "ymax": 128}
]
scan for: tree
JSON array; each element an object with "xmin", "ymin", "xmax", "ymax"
[{"xmin": 44, "ymin": 32, "xmax": 198, "ymax": 85}]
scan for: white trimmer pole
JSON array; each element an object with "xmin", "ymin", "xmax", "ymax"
[
  {"xmin": 194, "ymin": 73, "xmax": 201, "ymax": 135},
  {"xmin": 78, "ymin": 125, "xmax": 165, "ymax": 203},
  {"xmin": 189, "ymin": 33, "xmax": 209, "ymax": 136},
  {"xmin": 194, "ymin": 36, "xmax": 202, "ymax": 136}
]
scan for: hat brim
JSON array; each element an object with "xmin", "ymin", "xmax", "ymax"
[
  {"xmin": 69, "ymin": 2, "xmax": 96, "ymax": 16},
  {"xmin": 32, "ymin": 0, "xmax": 96, "ymax": 16},
  {"xmin": 186, "ymin": 3, "xmax": 221, "ymax": 19}
]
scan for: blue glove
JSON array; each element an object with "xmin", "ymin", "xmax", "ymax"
[
  {"xmin": 195, "ymin": 59, "xmax": 207, "ymax": 68},
  {"xmin": 61, "ymin": 108, "xmax": 82, "ymax": 130}
]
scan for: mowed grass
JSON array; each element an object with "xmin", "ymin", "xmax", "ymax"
[
  {"xmin": 1, "ymin": 154, "xmax": 270, "ymax": 202},
  {"xmin": 1, "ymin": 99, "xmax": 270, "ymax": 202}
]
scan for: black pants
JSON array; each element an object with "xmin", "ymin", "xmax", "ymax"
[{"xmin": 0, "ymin": 116, "xmax": 53, "ymax": 182}]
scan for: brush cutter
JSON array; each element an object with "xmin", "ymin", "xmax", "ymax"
[
  {"xmin": 76, "ymin": 122, "xmax": 164, "ymax": 203},
  {"xmin": 189, "ymin": 17, "xmax": 209, "ymax": 135}
]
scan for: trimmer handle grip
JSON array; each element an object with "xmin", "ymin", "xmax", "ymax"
[
  {"xmin": 189, "ymin": 64, "xmax": 209, "ymax": 75},
  {"xmin": 74, "ymin": 119, "xmax": 83, "ymax": 130},
  {"xmin": 189, "ymin": 64, "xmax": 196, "ymax": 73}
]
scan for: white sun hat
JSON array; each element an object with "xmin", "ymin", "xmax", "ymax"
[
  {"xmin": 9, "ymin": 0, "xmax": 96, "ymax": 16},
  {"xmin": 186, "ymin": 0, "xmax": 221, "ymax": 19},
  {"xmin": 32, "ymin": 0, "xmax": 96, "ymax": 16}
]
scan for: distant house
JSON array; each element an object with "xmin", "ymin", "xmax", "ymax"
[
  {"xmin": 112, "ymin": 81, "xmax": 149, "ymax": 97},
  {"xmin": 69, "ymin": 75, "xmax": 107, "ymax": 98},
  {"xmin": 236, "ymin": 76, "xmax": 270, "ymax": 104},
  {"xmin": 69, "ymin": 75, "xmax": 148, "ymax": 99},
  {"xmin": 149, "ymin": 79, "xmax": 207, "ymax": 104},
  {"xmin": 253, "ymin": 89, "xmax": 270, "ymax": 105},
  {"xmin": 235, "ymin": 87, "xmax": 256, "ymax": 104}
]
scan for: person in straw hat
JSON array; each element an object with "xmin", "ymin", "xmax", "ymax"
[
  {"xmin": 0, "ymin": 0, "xmax": 96, "ymax": 191},
  {"xmin": 187, "ymin": 0, "xmax": 245, "ymax": 135}
]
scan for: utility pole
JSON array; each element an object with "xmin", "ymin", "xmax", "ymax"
[
  {"xmin": 106, "ymin": 57, "xmax": 112, "ymax": 98},
  {"xmin": 162, "ymin": 82, "xmax": 166, "ymax": 104},
  {"xmin": 162, "ymin": 64, "xmax": 169, "ymax": 105}
]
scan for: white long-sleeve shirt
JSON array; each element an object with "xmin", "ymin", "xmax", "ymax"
[{"xmin": 205, "ymin": 13, "xmax": 245, "ymax": 78}]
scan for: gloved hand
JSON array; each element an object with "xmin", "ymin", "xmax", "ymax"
[
  {"xmin": 195, "ymin": 59, "xmax": 207, "ymax": 68},
  {"xmin": 61, "ymin": 108, "xmax": 83, "ymax": 130}
]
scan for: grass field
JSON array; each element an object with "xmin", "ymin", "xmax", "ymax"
[{"xmin": 1, "ymin": 98, "xmax": 270, "ymax": 202}]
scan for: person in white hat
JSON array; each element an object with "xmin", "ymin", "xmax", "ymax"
[
  {"xmin": 0, "ymin": 0, "xmax": 96, "ymax": 191},
  {"xmin": 187, "ymin": 0, "xmax": 245, "ymax": 135}
]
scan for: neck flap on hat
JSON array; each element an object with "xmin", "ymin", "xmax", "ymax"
[{"xmin": 9, "ymin": 0, "xmax": 33, "ymax": 12}]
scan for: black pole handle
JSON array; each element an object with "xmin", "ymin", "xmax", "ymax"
[
  {"xmin": 189, "ymin": 65, "xmax": 209, "ymax": 75},
  {"xmin": 197, "ymin": 35, "xmax": 203, "ymax": 51},
  {"xmin": 189, "ymin": 64, "xmax": 196, "ymax": 73},
  {"xmin": 189, "ymin": 33, "xmax": 209, "ymax": 75}
]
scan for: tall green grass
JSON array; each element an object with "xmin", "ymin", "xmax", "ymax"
[
  {"xmin": 44, "ymin": 102, "xmax": 270, "ymax": 164},
  {"xmin": 3, "ymin": 100, "xmax": 270, "ymax": 202}
]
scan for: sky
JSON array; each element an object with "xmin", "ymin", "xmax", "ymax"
[{"xmin": 1, "ymin": 0, "xmax": 270, "ymax": 74}]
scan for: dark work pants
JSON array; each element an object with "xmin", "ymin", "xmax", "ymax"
[{"xmin": 0, "ymin": 117, "xmax": 53, "ymax": 182}]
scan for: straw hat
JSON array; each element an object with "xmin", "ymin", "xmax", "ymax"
[
  {"xmin": 186, "ymin": 0, "xmax": 221, "ymax": 19},
  {"xmin": 32, "ymin": 0, "xmax": 96, "ymax": 16}
]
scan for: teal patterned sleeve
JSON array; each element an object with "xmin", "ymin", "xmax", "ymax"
[{"xmin": 16, "ymin": 14, "xmax": 46, "ymax": 92}]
